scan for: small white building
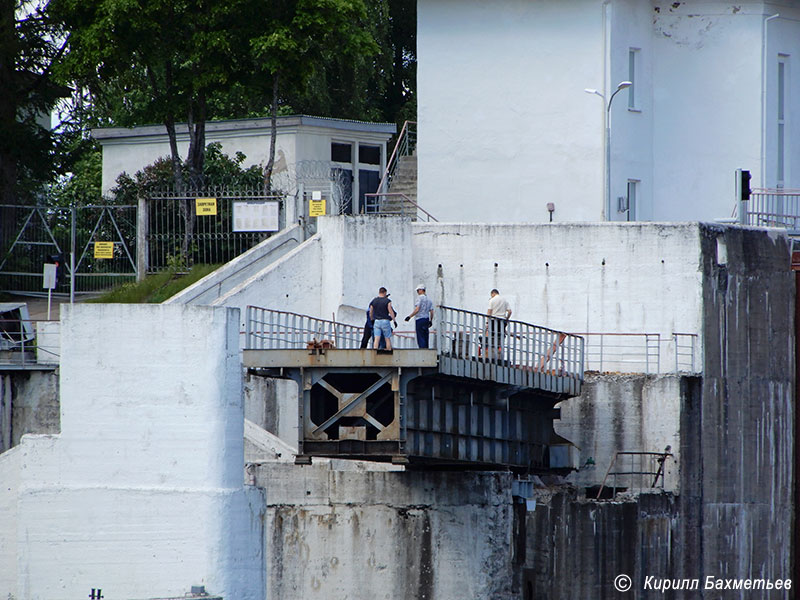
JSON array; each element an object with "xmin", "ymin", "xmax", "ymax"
[
  {"xmin": 92, "ymin": 115, "xmax": 396, "ymax": 214},
  {"xmin": 417, "ymin": 0, "xmax": 800, "ymax": 223}
]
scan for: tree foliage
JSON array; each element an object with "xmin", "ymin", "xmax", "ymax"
[{"xmin": 0, "ymin": 0, "xmax": 68, "ymax": 205}]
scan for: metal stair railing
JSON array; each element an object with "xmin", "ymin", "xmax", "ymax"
[
  {"xmin": 362, "ymin": 192, "xmax": 438, "ymax": 222},
  {"xmin": 377, "ymin": 120, "xmax": 417, "ymax": 195}
]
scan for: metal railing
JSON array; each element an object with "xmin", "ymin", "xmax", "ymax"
[
  {"xmin": 435, "ymin": 306, "xmax": 585, "ymax": 381},
  {"xmin": 362, "ymin": 192, "xmax": 438, "ymax": 222},
  {"xmin": 596, "ymin": 449, "xmax": 674, "ymax": 499},
  {"xmin": 578, "ymin": 332, "xmax": 698, "ymax": 374},
  {"xmin": 0, "ymin": 318, "xmax": 60, "ymax": 367},
  {"xmin": 377, "ymin": 120, "xmax": 416, "ymax": 195},
  {"xmin": 738, "ymin": 189, "xmax": 800, "ymax": 229},
  {"xmin": 245, "ymin": 306, "xmax": 419, "ymax": 350}
]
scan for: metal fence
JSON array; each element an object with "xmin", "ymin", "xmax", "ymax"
[
  {"xmin": 145, "ymin": 187, "xmax": 285, "ymax": 272},
  {"xmin": 579, "ymin": 332, "xmax": 698, "ymax": 374},
  {"xmin": 739, "ymin": 190, "xmax": 800, "ymax": 228},
  {"xmin": 435, "ymin": 306, "xmax": 585, "ymax": 382},
  {"xmin": 245, "ymin": 306, "xmax": 419, "ymax": 350},
  {"xmin": 0, "ymin": 203, "xmax": 137, "ymax": 295}
]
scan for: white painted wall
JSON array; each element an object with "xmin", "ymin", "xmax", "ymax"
[
  {"xmin": 0, "ymin": 304, "xmax": 265, "ymax": 600},
  {"xmin": 418, "ymin": 0, "xmax": 605, "ymax": 223},
  {"xmin": 94, "ymin": 117, "xmax": 394, "ymax": 195},
  {"xmin": 417, "ymin": 0, "xmax": 800, "ymax": 224}
]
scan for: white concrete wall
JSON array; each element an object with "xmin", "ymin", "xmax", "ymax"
[
  {"xmin": 1, "ymin": 304, "xmax": 265, "ymax": 600},
  {"xmin": 412, "ymin": 221, "xmax": 705, "ymax": 344},
  {"xmin": 213, "ymin": 216, "xmax": 414, "ymax": 331},
  {"xmin": 418, "ymin": 0, "xmax": 605, "ymax": 223},
  {"xmin": 0, "ymin": 445, "xmax": 21, "ymax": 596}
]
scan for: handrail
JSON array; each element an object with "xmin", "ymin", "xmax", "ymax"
[
  {"xmin": 378, "ymin": 120, "xmax": 417, "ymax": 195},
  {"xmin": 362, "ymin": 192, "xmax": 438, "ymax": 222},
  {"xmin": 738, "ymin": 190, "xmax": 800, "ymax": 228},
  {"xmin": 596, "ymin": 449, "xmax": 673, "ymax": 499},
  {"xmin": 245, "ymin": 306, "xmax": 419, "ymax": 350},
  {"xmin": 435, "ymin": 305, "xmax": 585, "ymax": 382},
  {"xmin": 0, "ymin": 318, "xmax": 60, "ymax": 367}
]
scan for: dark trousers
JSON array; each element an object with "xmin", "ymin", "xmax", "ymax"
[{"xmin": 415, "ymin": 318, "xmax": 431, "ymax": 348}]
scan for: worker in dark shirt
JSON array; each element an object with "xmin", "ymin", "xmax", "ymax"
[{"xmin": 369, "ymin": 287, "xmax": 396, "ymax": 351}]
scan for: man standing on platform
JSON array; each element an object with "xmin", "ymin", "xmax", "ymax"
[
  {"xmin": 405, "ymin": 284, "xmax": 434, "ymax": 348},
  {"xmin": 369, "ymin": 287, "xmax": 396, "ymax": 351},
  {"xmin": 486, "ymin": 288, "xmax": 512, "ymax": 358}
]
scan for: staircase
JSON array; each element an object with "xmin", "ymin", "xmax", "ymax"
[{"xmin": 382, "ymin": 154, "xmax": 417, "ymax": 217}]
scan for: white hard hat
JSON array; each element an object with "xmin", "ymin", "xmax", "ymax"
[{"xmin": 416, "ymin": 284, "xmax": 426, "ymax": 291}]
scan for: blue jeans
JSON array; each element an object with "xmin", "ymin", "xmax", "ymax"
[
  {"xmin": 415, "ymin": 318, "xmax": 431, "ymax": 348},
  {"xmin": 373, "ymin": 319, "xmax": 392, "ymax": 340}
]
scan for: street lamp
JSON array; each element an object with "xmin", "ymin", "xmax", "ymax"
[{"xmin": 585, "ymin": 81, "xmax": 632, "ymax": 220}]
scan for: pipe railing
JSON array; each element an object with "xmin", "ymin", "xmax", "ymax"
[
  {"xmin": 245, "ymin": 306, "xmax": 419, "ymax": 350},
  {"xmin": 738, "ymin": 189, "xmax": 800, "ymax": 229},
  {"xmin": 377, "ymin": 120, "xmax": 416, "ymax": 195},
  {"xmin": 577, "ymin": 332, "xmax": 698, "ymax": 374},
  {"xmin": 0, "ymin": 318, "xmax": 60, "ymax": 367},
  {"xmin": 362, "ymin": 192, "xmax": 438, "ymax": 222},
  {"xmin": 435, "ymin": 306, "xmax": 585, "ymax": 381}
]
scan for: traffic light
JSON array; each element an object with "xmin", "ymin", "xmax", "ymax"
[
  {"xmin": 739, "ymin": 170, "xmax": 752, "ymax": 201},
  {"xmin": 48, "ymin": 253, "xmax": 65, "ymax": 286}
]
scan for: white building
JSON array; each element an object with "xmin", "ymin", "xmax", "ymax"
[
  {"xmin": 93, "ymin": 115, "xmax": 395, "ymax": 215},
  {"xmin": 417, "ymin": 0, "xmax": 800, "ymax": 223}
]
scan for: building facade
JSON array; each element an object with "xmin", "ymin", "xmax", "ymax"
[{"xmin": 417, "ymin": 0, "xmax": 800, "ymax": 223}]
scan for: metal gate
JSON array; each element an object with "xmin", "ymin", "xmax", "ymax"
[{"xmin": 0, "ymin": 204, "xmax": 137, "ymax": 295}]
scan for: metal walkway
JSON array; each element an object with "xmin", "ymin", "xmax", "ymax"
[{"xmin": 243, "ymin": 306, "xmax": 584, "ymax": 470}]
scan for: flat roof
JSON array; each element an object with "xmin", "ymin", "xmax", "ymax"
[{"xmin": 92, "ymin": 115, "xmax": 396, "ymax": 143}]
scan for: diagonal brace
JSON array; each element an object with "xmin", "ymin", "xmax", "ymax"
[{"xmin": 311, "ymin": 372, "xmax": 393, "ymax": 435}]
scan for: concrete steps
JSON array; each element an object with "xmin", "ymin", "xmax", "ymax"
[{"xmin": 385, "ymin": 154, "xmax": 418, "ymax": 217}]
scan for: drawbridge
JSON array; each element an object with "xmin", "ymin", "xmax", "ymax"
[{"xmin": 243, "ymin": 306, "xmax": 584, "ymax": 471}]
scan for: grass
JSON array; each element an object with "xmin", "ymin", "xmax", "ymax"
[{"xmin": 87, "ymin": 264, "xmax": 220, "ymax": 304}]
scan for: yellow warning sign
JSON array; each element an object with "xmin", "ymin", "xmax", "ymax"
[
  {"xmin": 94, "ymin": 241, "xmax": 114, "ymax": 259},
  {"xmin": 309, "ymin": 199, "xmax": 326, "ymax": 217},
  {"xmin": 196, "ymin": 197, "xmax": 218, "ymax": 216}
]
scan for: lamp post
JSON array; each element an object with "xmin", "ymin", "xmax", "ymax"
[{"xmin": 585, "ymin": 81, "xmax": 632, "ymax": 220}]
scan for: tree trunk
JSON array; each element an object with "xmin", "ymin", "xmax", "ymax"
[
  {"xmin": 263, "ymin": 72, "xmax": 279, "ymax": 194},
  {"xmin": 182, "ymin": 94, "xmax": 207, "ymax": 264}
]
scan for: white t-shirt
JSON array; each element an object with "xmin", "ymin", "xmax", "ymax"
[{"xmin": 488, "ymin": 295, "xmax": 510, "ymax": 319}]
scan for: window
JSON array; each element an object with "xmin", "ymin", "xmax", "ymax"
[
  {"xmin": 331, "ymin": 142, "xmax": 352, "ymax": 163},
  {"xmin": 777, "ymin": 56, "xmax": 788, "ymax": 186},
  {"xmin": 359, "ymin": 144, "xmax": 381, "ymax": 165},
  {"xmin": 628, "ymin": 48, "xmax": 640, "ymax": 110}
]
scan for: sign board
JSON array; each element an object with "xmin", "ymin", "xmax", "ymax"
[
  {"xmin": 232, "ymin": 201, "xmax": 280, "ymax": 232},
  {"xmin": 94, "ymin": 241, "xmax": 114, "ymax": 259},
  {"xmin": 309, "ymin": 197, "xmax": 326, "ymax": 217},
  {"xmin": 42, "ymin": 263, "xmax": 57, "ymax": 289},
  {"xmin": 196, "ymin": 197, "xmax": 218, "ymax": 216}
]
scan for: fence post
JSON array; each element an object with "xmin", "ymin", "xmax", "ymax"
[
  {"xmin": 136, "ymin": 195, "xmax": 148, "ymax": 281},
  {"xmin": 69, "ymin": 205, "xmax": 76, "ymax": 304}
]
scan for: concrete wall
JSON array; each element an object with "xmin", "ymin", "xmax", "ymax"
[
  {"xmin": 525, "ymin": 490, "xmax": 679, "ymax": 598},
  {"xmin": 556, "ymin": 374, "xmax": 684, "ymax": 492},
  {"xmin": 0, "ymin": 370, "xmax": 59, "ymax": 453},
  {"xmin": 166, "ymin": 224, "xmax": 305, "ymax": 306},
  {"xmin": 214, "ymin": 216, "xmax": 414, "ymax": 330},
  {"xmin": 254, "ymin": 464, "xmax": 516, "ymax": 600},
  {"xmin": 0, "ymin": 304, "xmax": 265, "ymax": 600},
  {"xmin": 681, "ymin": 225, "xmax": 795, "ymax": 588}
]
